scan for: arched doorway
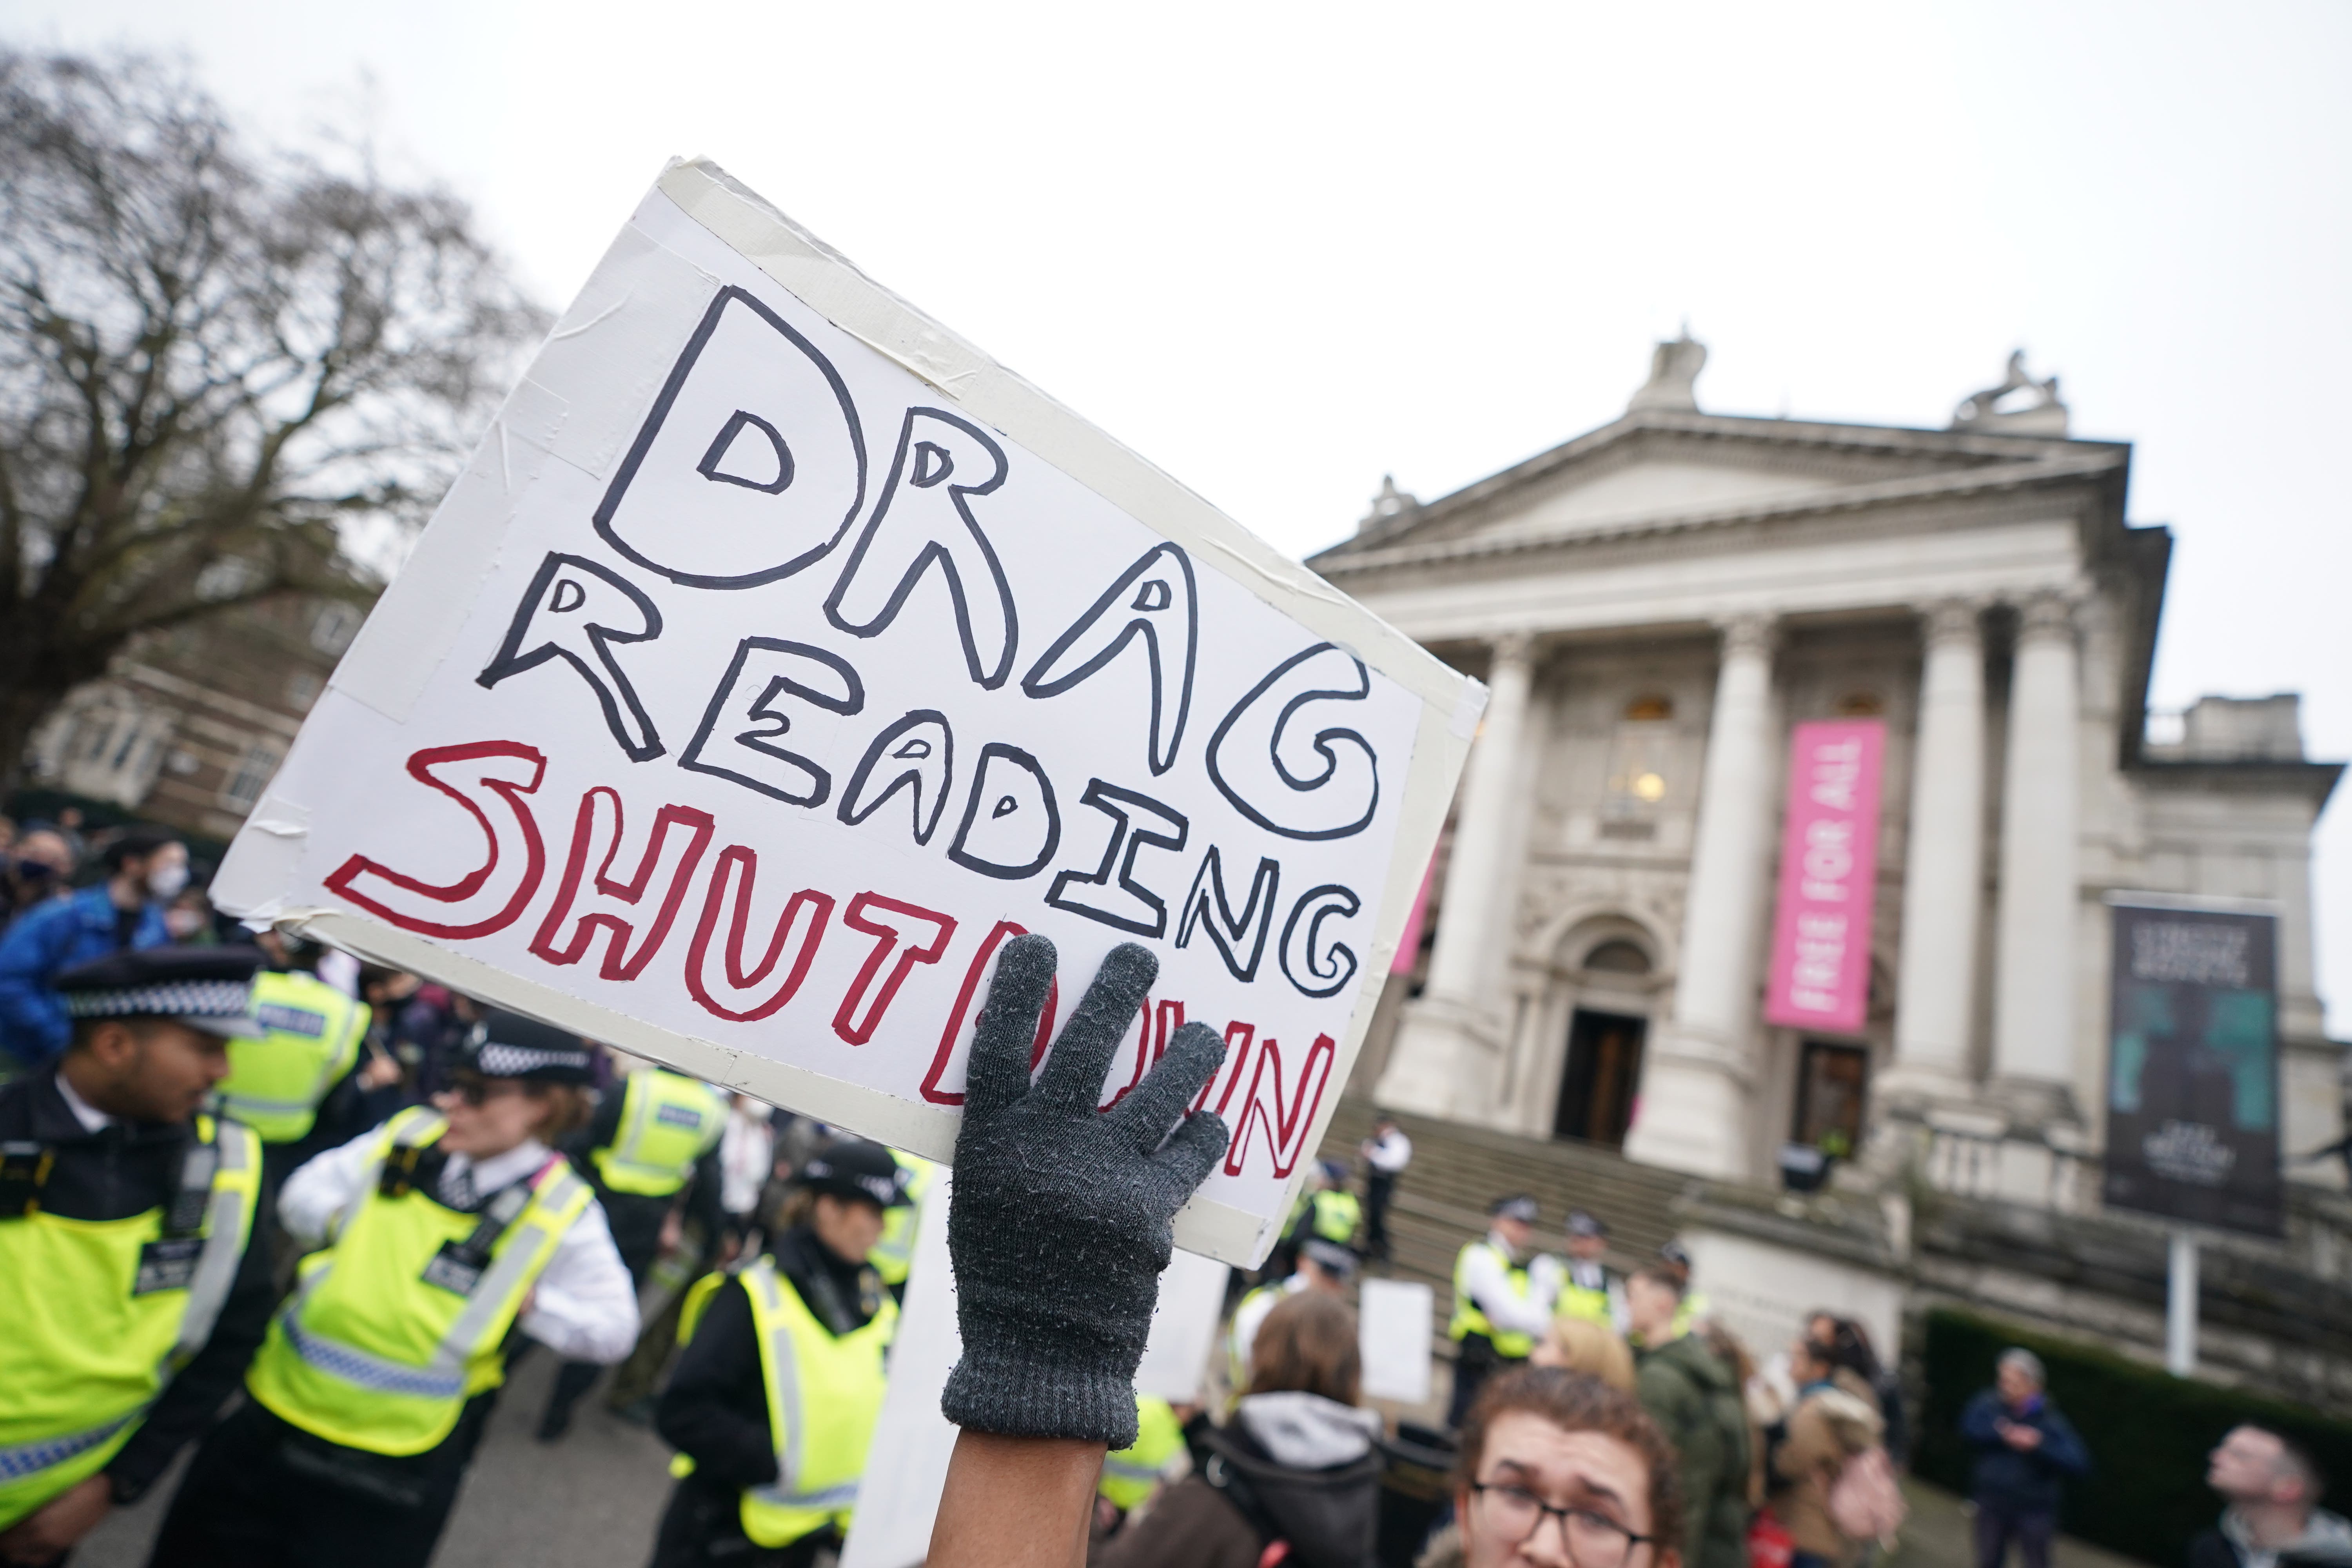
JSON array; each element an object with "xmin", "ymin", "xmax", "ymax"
[{"xmin": 1554, "ymin": 938, "xmax": 1654, "ymax": 1147}]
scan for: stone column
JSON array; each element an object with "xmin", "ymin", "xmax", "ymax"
[
  {"xmin": 1624, "ymin": 615, "xmax": 1778, "ymax": 1178},
  {"xmin": 1990, "ymin": 592, "xmax": 2082, "ymax": 1110},
  {"xmin": 1376, "ymin": 634, "xmax": 1537, "ymax": 1118},
  {"xmin": 1882, "ymin": 601, "xmax": 1987, "ymax": 1105}
]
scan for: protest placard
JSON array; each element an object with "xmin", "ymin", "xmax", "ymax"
[{"xmin": 212, "ymin": 158, "xmax": 1481, "ymax": 1263}]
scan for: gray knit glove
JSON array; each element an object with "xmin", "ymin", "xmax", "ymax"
[{"xmin": 940, "ymin": 935, "xmax": 1230, "ymax": 1446}]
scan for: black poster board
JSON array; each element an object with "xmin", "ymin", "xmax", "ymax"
[{"xmin": 2102, "ymin": 901, "xmax": 2283, "ymax": 1236}]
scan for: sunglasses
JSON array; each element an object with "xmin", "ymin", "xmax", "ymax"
[{"xmin": 447, "ymin": 1076, "xmax": 531, "ymax": 1107}]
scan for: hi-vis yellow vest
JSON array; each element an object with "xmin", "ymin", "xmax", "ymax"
[
  {"xmin": 867, "ymin": 1152, "xmax": 936, "ymax": 1288},
  {"xmin": 1555, "ymin": 1263, "xmax": 1614, "ymax": 1327},
  {"xmin": 592, "ymin": 1069, "xmax": 725, "ymax": 1198},
  {"xmin": 1099, "ymin": 1395, "xmax": 1183, "ymax": 1512},
  {"xmin": 246, "ymin": 1108, "xmax": 592, "ymax": 1455},
  {"xmin": 1449, "ymin": 1240, "xmax": 1536, "ymax": 1359},
  {"xmin": 217, "ymin": 971, "xmax": 368, "ymax": 1144},
  {"xmin": 1308, "ymin": 1189, "xmax": 1361, "ymax": 1245},
  {"xmin": 0, "ymin": 1116, "xmax": 261, "ymax": 1529},
  {"xmin": 673, "ymin": 1258, "xmax": 898, "ymax": 1548}
]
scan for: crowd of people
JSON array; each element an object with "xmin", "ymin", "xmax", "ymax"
[{"xmin": 0, "ymin": 821, "xmax": 2335, "ymax": 1568}]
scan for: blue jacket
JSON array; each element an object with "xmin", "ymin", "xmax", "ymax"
[
  {"xmin": 0, "ymin": 886, "xmax": 170, "ymax": 1065},
  {"xmin": 1962, "ymin": 1388, "xmax": 2090, "ymax": 1515}
]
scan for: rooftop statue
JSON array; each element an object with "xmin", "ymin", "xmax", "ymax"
[
  {"xmin": 1357, "ymin": 473, "xmax": 1420, "ymax": 534},
  {"xmin": 1627, "ymin": 330, "xmax": 1708, "ymax": 414},
  {"xmin": 1952, "ymin": 349, "xmax": 2070, "ymax": 435}
]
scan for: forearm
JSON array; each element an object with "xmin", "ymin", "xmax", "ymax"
[{"xmin": 928, "ymin": 1430, "xmax": 1102, "ymax": 1568}]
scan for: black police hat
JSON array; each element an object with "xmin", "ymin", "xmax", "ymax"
[
  {"xmin": 1300, "ymin": 1238, "xmax": 1360, "ymax": 1278},
  {"xmin": 57, "ymin": 946, "xmax": 266, "ymax": 1038},
  {"xmin": 456, "ymin": 1010, "xmax": 596, "ymax": 1085},
  {"xmin": 799, "ymin": 1138, "xmax": 911, "ymax": 1209}
]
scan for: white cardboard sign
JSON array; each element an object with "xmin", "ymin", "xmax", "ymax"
[
  {"xmin": 214, "ymin": 159, "xmax": 1479, "ymax": 1263},
  {"xmin": 1356, "ymin": 1277, "xmax": 1436, "ymax": 1406}
]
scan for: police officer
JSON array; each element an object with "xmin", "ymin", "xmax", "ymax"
[
  {"xmin": 650, "ymin": 1137, "xmax": 906, "ymax": 1568},
  {"xmin": 866, "ymin": 1148, "xmax": 937, "ymax": 1303},
  {"xmin": 0, "ymin": 947, "xmax": 274, "ymax": 1566},
  {"xmin": 1447, "ymin": 1194, "xmax": 1557, "ymax": 1429},
  {"xmin": 149, "ymin": 1010, "xmax": 639, "ymax": 1567},
  {"xmin": 537, "ymin": 1062, "xmax": 728, "ymax": 1442},
  {"xmin": 1227, "ymin": 1238, "xmax": 1355, "ymax": 1394},
  {"xmin": 1656, "ymin": 1238, "xmax": 1710, "ymax": 1342},
  {"xmin": 1272, "ymin": 1159, "xmax": 1360, "ymax": 1279},
  {"xmin": 1540, "ymin": 1209, "xmax": 1620, "ymax": 1327},
  {"xmin": 213, "ymin": 936, "xmax": 376, "ymax": 1187}
]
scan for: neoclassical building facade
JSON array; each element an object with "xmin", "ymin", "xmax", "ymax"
[{"xmin": 1318, "ymin": 339, "xmax": 2345, "ymax": 1204}]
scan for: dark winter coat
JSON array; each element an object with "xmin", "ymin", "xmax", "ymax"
[
  {"xmin": 2188, "ymin": 1506, "xmax": 2352, "ymax": 1568},
  {"xmin": 1094, "ymin": 1393, "xmax": 1383, "ymax": 1568},
  {"xmin": 1960, "ymin": 1388, "xmax": 2090, "ymax": 1516},
  {"xmin": 1634, "ymin": 1332, "xmax": 1753, "ymax": 1568}
]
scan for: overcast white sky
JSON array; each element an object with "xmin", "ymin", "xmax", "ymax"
[{"xmin": 13, "ymin": 1, "xmax": 2352, "ymax": 1035}]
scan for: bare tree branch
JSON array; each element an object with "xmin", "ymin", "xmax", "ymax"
[{"xmin": 0, "ymin": 48, "xmax": 548, "ymax": 785}]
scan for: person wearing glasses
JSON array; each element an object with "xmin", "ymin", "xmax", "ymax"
[
  {"xmin": 148, "ymin": 1010, "xmax": 639, "ymax": 1568},
  {"xmin": 1428, "ymin": 1365, "xmax": 1685, "ymax": 1568}
]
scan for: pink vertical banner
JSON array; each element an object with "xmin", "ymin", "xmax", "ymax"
[
  {"xmin": 1390, "ymin": 851, "xmax": 1439, "ymax": 975},
  {"xmin": 1764, "ymin": 719, "xmax": 1886, "ymax": 1034}
]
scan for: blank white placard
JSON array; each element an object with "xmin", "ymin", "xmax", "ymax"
[
  {"xmin": 1134, "ymin": 1248, "xmax": 1232, "ymax": 1403},
  {"xmin": 838, "ymin": 1173, "xmax": 961, "ymax": 1568},
  {"xmin": 1357, "ymin": 1277, "xmax": 1434, "ymax": 1405}
]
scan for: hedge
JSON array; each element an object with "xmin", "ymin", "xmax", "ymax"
[{"xmin": 1912, "ymin": 1307, "xmax": 2352, "ymax": 1566}]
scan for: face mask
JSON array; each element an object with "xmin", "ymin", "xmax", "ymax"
[
  {"xmin": 148, "ymin": 861, "xmax": 190, "ymax": 901},
  {"xmin": 165, "ymin": 907, "xmax": 206, "ymax": 939}
]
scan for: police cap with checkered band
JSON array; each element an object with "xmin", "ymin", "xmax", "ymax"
[
  {"xmin": 56, "ymin": 946, "xmax": 267, "ymax": 1039},
  {"xmin": 799, "ymin": 1138, "xmax": 911, "ymax": 1209},
  {"xmin": 456, "ymin": 1009, "xmax": 597, "ymax": 1085}
]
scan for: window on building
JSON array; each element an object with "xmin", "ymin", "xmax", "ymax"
[
  {"xmin": 287, "ymin": 671, "xmax": 321, "ymax": 708},
  {"xmin": 222, "ymin": 742, "xmax": 283, "ymax": 809},
  {"xmin": 311, "ymin": 603, "xmax": 361, "ymax": 653},
  {"xmin": 1580, "ymin": 939, "xmax": 1653, "ymax": 975},
  {"xmin": 1605, "ymin": 695, "xmax": 1676, "ymax": 827},
  {"xmin": 1793, "ymin": 1041, "xmax": 1870, "ymax": 1154}
]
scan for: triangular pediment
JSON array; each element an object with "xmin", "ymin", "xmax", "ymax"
[{"xmin": 1318, "ymin": 410, "xmax": 2111, "ymax": 566}]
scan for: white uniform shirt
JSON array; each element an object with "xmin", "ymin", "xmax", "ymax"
[
  {"xmin": 1464, "ymin": 1230, "xmax": 1557, "ymax": 1336},
  {"xmin": 280, "ymin": 1123, "xmax": 640, "ymax": 1363},
  {"xmin": 55, "ymin": 1074, "xmax": 114, "ymax": 1132},
  {"xmin": 1363, "ymin": 1129, "xmax": 1413, "ymax": 1175}
]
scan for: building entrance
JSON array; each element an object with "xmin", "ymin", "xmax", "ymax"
[{"xmin": 1555, "ymin": 1010, "xmax": 1647, "ymax": 1147}]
